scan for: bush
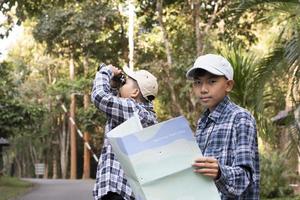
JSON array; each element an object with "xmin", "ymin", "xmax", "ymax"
[
  {"xmin": 0, "ymin": 176, "xmax": 32, "ymax": 200},
  {"xmin": 260, "ymin": 152, "xmax": 294, "ymax": 198}
]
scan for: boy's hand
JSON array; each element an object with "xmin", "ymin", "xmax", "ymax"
[
  {"xmin": 192, "ymin": 157, "xmax": 220, "ymax": 179},
  {"xmin": 108, "ymin": 65, "xmax": 122, "ymax": 77},
  {"xmin": 108, "ymin": 65, "xmax": 123, "ymax": 88}
]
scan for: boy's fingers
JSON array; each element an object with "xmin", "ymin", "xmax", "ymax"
[
  {"xmin": 193, "ymin": 162, "xmax": 218, "ymax": 169},
  {"xmin": 194, "ymin": 157, "xmax": 218, "ymax": 163},
  {"xmin": 108, "ymin": 65, "xmax": 122, "ymax": 75},
  {"xmin": 194, "ymin": 168, "xmax": 218, "ymax": 174},
  {"xmin": 194, "ymin": 168, "xmax": 219, "ymax": 179}
]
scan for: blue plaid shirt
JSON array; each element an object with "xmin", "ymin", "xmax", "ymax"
[
  {"xmin": 195, "ymin": 96, "xmax": 259, "ymax": 200},
  {"xmin": 91, "ymin": 66, "xmax": 157, "ymax": 200}
]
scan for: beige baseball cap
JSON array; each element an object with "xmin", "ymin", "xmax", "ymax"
[
  {"xmin": 186, "ymin": 54, "xmax": 234, "ymax": 80},
  {"xmin": 123, "ymin": 66, "xmax": 158, "ymax": 101}
]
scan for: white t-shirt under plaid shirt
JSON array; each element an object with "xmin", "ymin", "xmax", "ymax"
[{"xmin": 91, "ymin": 66, "xmax": 157, "ymax": 200}]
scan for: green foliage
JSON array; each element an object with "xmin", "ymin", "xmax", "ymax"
[
  {"xmin": 219, "ymin": 46, "xmax": 258, "ymax": 110},
  {"xmin": 32, "ymin": 1, "xmax": 127, "ymax": 64},
  {"xmin": 260, "ymin": 152, "xmax": 294, "ymax": 198},
  {"xmin": 0, "ymin": 102, "xmax": 44, "ymax": 137},
  {"xmin": 236, "ymin": 0, "xmax": 300, "ymax": 95},
  {"xmin": 0, "ymin": 61, "xmax": 17, "ymax": 100},
  {"xmin": 218, "ymin": 42, "xmax": 295, "ymax": 156},
  {"xmin": 0, "ymin": 0, "xmax": 78, "ymax": 38},
  {"xmin": 76, "ymin": 106, "xmax": 107, "ymax": 134},
  {"xmin": 0, "ymin": 61, "xmax": 45, "ymax": 138},
  {"xmin": 1, "ymin": 0, "xmax": 300, "ymax": 181},
  {"xmin": 47, "ymin": 77, "xmax": 92, "ymax": 97}
]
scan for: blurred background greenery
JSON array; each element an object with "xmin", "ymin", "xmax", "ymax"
[{"xmin": 0, "ymin": 0, "xmax": 299, "ymax": 199}]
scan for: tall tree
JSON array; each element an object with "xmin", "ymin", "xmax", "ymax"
[
  {"xmin": 128, "ymin": 0, "xmax": 135, "ymax": 69},
  {"xmin": 82, "ymin": 57, "xmax": 91, "ymax": 179},
  {"xmin": 236, "ymin": 0, "xmax": 300, "ymax": 174},
  {"xmin": 33, "ymin": 1, "xmax": 129, "ymax": 178},
  {"xmin": 156, "ymin": 0, "xmax": 184, "ymax": 115}
]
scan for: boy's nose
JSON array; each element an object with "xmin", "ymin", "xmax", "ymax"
[{"xmin": 200, "ymin": 84, "xmax": 208, "ymax": 93}]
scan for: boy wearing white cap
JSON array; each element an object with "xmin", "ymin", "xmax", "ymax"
[
  {"xmin": 186, "ymin": 54, "xmax": 259, "ymax": 199},
  {"xmin": 91, "ymin": 64, "xmax": 158, "ymax": 200}
]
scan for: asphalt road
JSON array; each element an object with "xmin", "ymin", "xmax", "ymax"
[{"xmin": 17, "ymin": 178, "xmax": 95, "ymax": 200}]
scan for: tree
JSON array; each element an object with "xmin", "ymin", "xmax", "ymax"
[
  {"xmin": 32, "ymin": 1, "xmax": 129, "ymax": 178},
  {"xmin": 0, "ymin": 0, "xmax": 77, "ymax": 38},
  {"xmin": 236, "ymin": 0, "xmax": 300, "ymax": 175}
]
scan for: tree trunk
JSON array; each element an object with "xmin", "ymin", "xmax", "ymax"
[
  {"xmin": 191, "ymin": 0, "xmax": 223, "ymax": 55},
  {"xmin": 47, "ymin": 66, "xmax": 59, "ymax": 179},
  {"xmin": 156, "ymin": 0, "xmax": 184, "ymax": 115},
  {"xmin": 29, "ymin": 143, "xmax": 37, "ymax": 166},
  {"xmin": 69, "ymin": 53, "xmax": 77, "ymax": 179},
  {"xmin": 60, "ymin": 112, "xmax": 69, "ymax": 179},
  {"xmin": 82, "ymin": 57, "xmax": 91, "ymax": 179},
  {"xmin": 44, "ymin": 158, "xmax": 48, "ymax": 179},
  {"xmin": 82, "ymin": 113, "xmax": 91, "ymax": 179},
  {"xmin": 15, "ymin": 156, "xmax": 21, "ymax": 177},
  {"xmin": 22, "ymin": 153, "xmax": 26, "ymax": 177},
  {"xmin": 192, "ymin": 0, "xmax": 203, "ymax": 56},
  {"xmin": 128, "ymin": 0, "xmax": 135, "ymax": 70},
  {"xmin": 52, "ymin": 148, "xmax": 58, "ymax": 179}
]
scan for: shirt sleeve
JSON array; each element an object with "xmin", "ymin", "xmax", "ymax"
[
  {"xmin": 215, "ymin": 111, "xmax": 257, "ymax": 197},
  {"xmin": 91, "ymin": 66, "xmax": 136, "ymax": 123}
]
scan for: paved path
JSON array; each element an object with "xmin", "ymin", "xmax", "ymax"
[{"xmin": 17, "ymin": 178, "xmax": 95, "ymax": 200}]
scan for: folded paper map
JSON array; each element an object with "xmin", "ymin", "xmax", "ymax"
[{"xmin": 107, "ymin": 114, "xmax": 220, "ymax": 200}]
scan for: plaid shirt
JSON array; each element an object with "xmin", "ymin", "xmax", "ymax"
[
  {"xmin": 91, "ymin": 66, "xmax": 157, "ymax": 200},
  {"xmin": 195, "ymin": 96, "xmax": 260, "ymax": 200}
]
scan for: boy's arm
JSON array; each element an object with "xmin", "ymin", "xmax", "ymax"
[
  {"xmin": 214, "ymin": 112, "xmax": 258, "ymax": 197},
  {"xmin": 91, "ymin": 65, "xmax": 135, "ymax": 121}
]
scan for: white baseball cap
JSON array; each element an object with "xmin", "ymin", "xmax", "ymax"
[
  {"xmin": 123, "ymin": 66, "xmax": 158, "ymax": 101},
  {"xmin": 186, "ymin": 54, "xmax": 234, "ymax": 80}
]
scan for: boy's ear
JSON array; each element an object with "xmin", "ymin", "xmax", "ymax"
[
  {"xmin": 130, "ymin": 88, "xmax": 140, "ymax": 99},
  {"xmin": 225, "ymin": 80, "xmax": 234, "ymax": 92}
]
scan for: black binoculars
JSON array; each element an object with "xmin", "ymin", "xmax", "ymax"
[
  {"xmin": 98, "ymin": 63, "xmax": 126, "ymax": 87},
  {"xmin": 112, "ymin": 73, "xmax": 126, "ymax": 86}
]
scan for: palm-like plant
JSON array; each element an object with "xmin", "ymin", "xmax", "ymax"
[
  {"xmin": 236, "ymin": 0, "xmax": 300, "ymax": 101},
  {"xmin": 219, "ymin": 46, "xmax": 281, "ymax": 144},
  {"xmin": 236, "ymin": 0, "xmax": 300, "ymax": 177}
]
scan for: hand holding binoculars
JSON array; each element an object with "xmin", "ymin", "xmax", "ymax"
[{"xmin": 98, "ymin": 63, "xmax": 126, "ymax": 88}]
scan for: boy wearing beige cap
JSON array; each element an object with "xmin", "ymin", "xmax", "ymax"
[
  {"xmin": 186, "ymin": 54, "xmax": 259, "ymax": 199},
  {"xmin": 91, "ymin": 64, "xmax": 158, "ymax": 200}
]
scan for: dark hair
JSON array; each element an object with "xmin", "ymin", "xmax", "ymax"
[
  {"xmin": 192, "ymin": 69, "xmax": 209, "ymax": 78},
  {"xmin": 146, "ymin": 95, "xmax": 155, "ymax": 101},
  {"xmin": 192, "ymin": 69, "xmax": 228, "ymax": 80}
]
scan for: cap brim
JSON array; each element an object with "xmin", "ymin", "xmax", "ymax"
[
  {"xmin": 186, "ymin": 66, "xmax": 224, "ymax": 79},
  {"xmin": 123, "ymin": 66, "xmax": 137, "ymax": 80}
]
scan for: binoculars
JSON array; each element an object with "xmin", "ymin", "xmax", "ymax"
[
  {"xmin": 112, "ymin": 73, "xmax": 126, "ymax": 86},
  {"xmin": 98, "ymin": 63, "xmax": 126, "ymax": 87}
]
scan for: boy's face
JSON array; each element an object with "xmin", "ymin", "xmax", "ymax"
[
  {"xmin": 192, "ymin": 71, "xmax": 234, "ymax": 111},
  {"xmin": 119, "ymin": 77, "xmax": 140, "ymax": 99}
]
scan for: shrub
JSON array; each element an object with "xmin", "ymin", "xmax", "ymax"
[{"xmin": 260, "ymin": 152, "xmax": 294, "ymax": 198}]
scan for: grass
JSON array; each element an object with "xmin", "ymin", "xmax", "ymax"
[{"xmin": 0, "ymin": 176, "xmax": 33, "ymax": 200}]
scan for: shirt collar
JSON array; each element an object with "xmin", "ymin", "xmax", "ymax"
[
  {"xmin": 202, "ymin": 96, "xmax": 230, "ymax": 123},
  {"xmin": 140, "ymin": 101, "xmax": 155, "ymax": 111}
]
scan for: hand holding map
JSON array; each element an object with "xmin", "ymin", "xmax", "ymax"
[{"xmin": 107, "ymin": 114, "xmax": 220, "ymax": 200}]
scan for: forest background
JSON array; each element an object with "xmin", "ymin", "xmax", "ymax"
[{"xmin": 0, "ymin": 0, "xmax": 300, "ymax": 199}]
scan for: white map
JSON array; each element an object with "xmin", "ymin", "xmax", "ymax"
[{"xmin": 107, "ymin": 115, "xmax": 220, "ymax": 200}]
